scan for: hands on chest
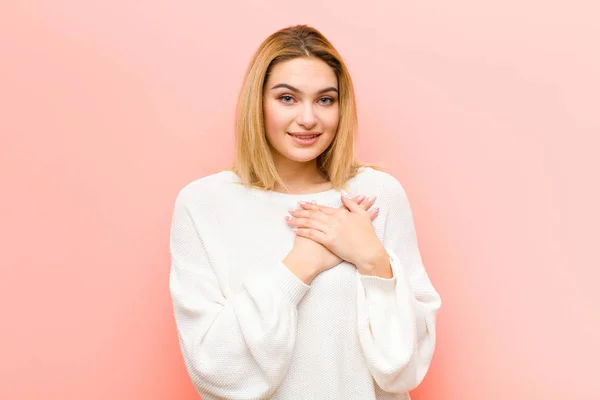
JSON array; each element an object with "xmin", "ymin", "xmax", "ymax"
[{"xmin": 283, "ymin": 194, "xmax": 392, "ymax": 284}]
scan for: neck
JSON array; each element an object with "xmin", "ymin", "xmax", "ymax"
[{"xmin": 272, "ymin": 156, "xmax": 330, "ymax": 194}]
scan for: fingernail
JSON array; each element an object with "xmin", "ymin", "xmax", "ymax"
[
  {"xmin": 373, "ymin": 207, "xmax": 380, "ymax": 213},
  {"xmin": 342, "ymin": 192, "xmax": 352, "ymax": 199},
  {"xmin": 298, "ymin": 201, "xmax": 307, "ymax": 205},
  {"xmin": 356, "ymin": 195, "xmax": 366, "ymax": 202},
  {"xmin": 284, "ymin": 216, "xmax": 292, "ymax": 221},
  {"xmin": 309, "ymin": 200, "xmax": 317, "ymax": 204},
  {"xmin": 366, "ymin": 196, "xmax": 376, "ymax": 203}
]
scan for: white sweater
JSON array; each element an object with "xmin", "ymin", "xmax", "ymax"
[{"xmin": 169, "ymin": 167, "xmax": 441, "ymax": 400}]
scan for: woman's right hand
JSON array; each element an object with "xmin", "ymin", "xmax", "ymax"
[{"xmin": 283, "ymin": 196, "xmax": 378, "ymax": 284}]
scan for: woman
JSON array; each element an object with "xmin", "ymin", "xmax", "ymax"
[{"xmin": 169, "ymin": 25, "xmax": 442, "ymax": 400}]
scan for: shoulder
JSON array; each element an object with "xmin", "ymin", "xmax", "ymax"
[
  {"xmin": 175, "ymin": 170, "xmax": 241, "ymax": 208},
  {"xmin": 354, "ymin": 167, "xmax": 416, "ymax": 223},
  {"xmin": 355, "ymin": 166, "xmax": 407, "ymax": 200}
]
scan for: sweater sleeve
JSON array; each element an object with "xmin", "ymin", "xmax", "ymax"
[
  {"xmin": 169, "ymin": 192, "xmax": 309, "ymax": 400},
  {"xmin": 355, "ymin": 177, "xmax": 442, "ymax": 393}
]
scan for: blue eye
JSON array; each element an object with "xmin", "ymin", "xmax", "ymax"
[
  {"xmin": 279, "ymin": 95, "xmax": 294, "ymax": 104},
  {"xmin": 319, "ymin": 97, "xmax": 334, "ymax": 105}
]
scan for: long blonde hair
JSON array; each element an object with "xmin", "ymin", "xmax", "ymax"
[{"xmin": 231, "ymin": 24, "xmax": 379, "ymax": 191}]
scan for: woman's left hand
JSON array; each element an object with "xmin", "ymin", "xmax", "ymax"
[{"xmin": 286, "ymin": 195, "xmax": 389, "ymax": 275}]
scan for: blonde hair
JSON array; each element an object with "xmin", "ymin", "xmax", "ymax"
[{"xmin": 230, "ymin": 24, "xmax": 380, "ymax": 191}]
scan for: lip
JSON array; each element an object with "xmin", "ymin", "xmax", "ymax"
[
  {"xmin": 287, "ymin": 132, "xmax": 322, "ymax": 146},
  {"xmin": 287, "ymin": 132, "xmax": 322, "ymax": 137}
]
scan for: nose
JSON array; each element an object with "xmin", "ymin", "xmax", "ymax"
[{"xmin": 296, "ymin": 103, "xmax": 317, "ymax": 130}]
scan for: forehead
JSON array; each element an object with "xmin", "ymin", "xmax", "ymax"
[{"xmin": 266, "ymin": 57, "xmax": 337, "ymax": 90}]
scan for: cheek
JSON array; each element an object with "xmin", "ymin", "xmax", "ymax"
[
  {"xmin": 323, "ymin": 107, "xmax": 340, "ymax": 132},
  {"xmin": 264, "ymin": 102, "xmax": 291, "ymax": 133}
]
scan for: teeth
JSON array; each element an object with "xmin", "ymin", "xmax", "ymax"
[{"xmin": 294, "ymin": 135, "xmax": 317, "ymax": 139}]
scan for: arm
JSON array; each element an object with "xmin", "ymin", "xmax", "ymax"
[
  {"xmin": 169, "ymin": 192, "xmax": 309, "ymax": 400},
  {"xmin": 355, "ymin": 178, "xmax": 442, "ymax": 393}
]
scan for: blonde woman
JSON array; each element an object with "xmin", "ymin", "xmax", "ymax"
[{"xmin": 169, "ymin": 25, "xmax": 442, "ymax": 400}]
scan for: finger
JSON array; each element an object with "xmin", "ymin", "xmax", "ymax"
[
  {"xmin": 368, "ymin": 207, "xmax": 380, "ymax": 221},
  {"xmin": 358, "ymin": 196, "xmax": 377, "ymax": 211},
  {"xmin": 293, "ymin": 228, "xmax": 331, "ymax": 248},
  {"xmin": 341, "ymin": 194, "xmax": 368, "ymax": 215},
  {"xmin": 299, "ymin": 194, "xmax": 366, "ymax": 208},
  {"xmin": 298, "ymin": 201, "xmax": 338, "ymax": 215},
  {"xmin": 288, "ymin": 208, "xmax": 330, "ymax": 223},
  {"xmin": 298, "ymin": 195, "xmax": 376, "ymax": 216},
  {"xmin": 284, "ymin": 216, "xmax": 330, "ymax": 233}
]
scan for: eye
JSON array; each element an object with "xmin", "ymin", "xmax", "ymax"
[
  {"xmin": 279, "ymin": 95, "xmax": 295, "ymax": 104},
  {"xmin": 319, "ymin": 97, "xmax": 334, "ymax": 105}
]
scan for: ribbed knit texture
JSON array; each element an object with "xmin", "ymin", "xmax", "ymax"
[{"xmin": 169, "ymin": 167, "xmax": 442, "ymax": 400}]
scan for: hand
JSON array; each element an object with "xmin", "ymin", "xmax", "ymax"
[
  {"xmin": 283, "ymin": 195, "xmax": 379, "ymax": 284},
  {"xmin": 285, "ymin": 195, "xmax": 388, "ymax": 274}
]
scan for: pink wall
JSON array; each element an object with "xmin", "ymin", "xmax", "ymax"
[{"xmin": 1, "ymin": 1, "xmax": 599, "ymax": 399}]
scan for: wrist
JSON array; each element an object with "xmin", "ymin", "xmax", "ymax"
[
  {"xmin": 357, "ymin": 247, "xmax": 392, "ymax": 278},
  {"xmin": 283, "ymin": 251, "xmax": 318, "ymax": 285}
]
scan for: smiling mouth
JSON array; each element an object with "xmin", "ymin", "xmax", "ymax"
[{"xmin": 287, "ymin": 132, "xmax": 322, "ymax": 139}]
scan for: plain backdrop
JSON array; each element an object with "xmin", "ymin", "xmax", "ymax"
[{"xmin": 1, "ymin": 1, "xmax": 599, "ymax": 399}]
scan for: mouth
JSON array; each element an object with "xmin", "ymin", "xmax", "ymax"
[
  {"xmin": 287, "ymin": 132, "xmax": 322, "ymax": 146},
  {"xmin": 287, "ymin": 132, "xmax": 322, "ymax": 139}
]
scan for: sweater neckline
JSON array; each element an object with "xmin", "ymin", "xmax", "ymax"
[
  {"xmin": 250, "ymin": 182, "xmax": 343, "ymax": 206},
  {"xmin": 258, "ymin": 186, "xmax": 341, "ymax": 202},
  {"xmin": 224, "ymin": 171, "xmax": 346, "ymax": 206}
]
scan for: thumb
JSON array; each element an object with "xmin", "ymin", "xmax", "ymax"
[{"xmin": 341, "ymin": 193, "xmax": 366, "ymax": 214}]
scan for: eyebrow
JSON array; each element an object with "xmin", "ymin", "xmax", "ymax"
[{"xmin": 270, "ymin": 83, "xmax": 338, "ymax": 95}]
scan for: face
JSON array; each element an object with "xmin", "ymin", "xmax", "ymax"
[{"xmin": 263, "ymin": 57, "xmax": 339, "ymax": 168}]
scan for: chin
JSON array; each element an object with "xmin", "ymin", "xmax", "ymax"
[
  {"xmin": 268, "ymin": 136, "xmax": 333, "ymax": 164},
  {"xmin": 284, "ymin": 151, "xmax": 323, "ymax": 163}
]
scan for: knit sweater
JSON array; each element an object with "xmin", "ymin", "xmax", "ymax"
[{"xmin": 169, "ymin": 166, "xmax": 442, "ymax": 400}]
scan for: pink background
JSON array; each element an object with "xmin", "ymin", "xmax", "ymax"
[{"xmin": 1, "ymin": 1, "xmax": 599, "ymax": 399}]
